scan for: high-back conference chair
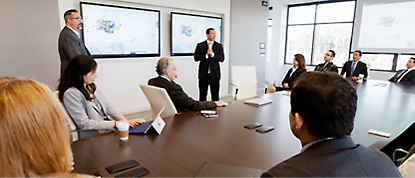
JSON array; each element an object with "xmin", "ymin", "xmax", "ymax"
[
  {"xmin": 230, "ymin": 66, "xmax": 267, "ymax": 100},
  {"xmin": 53, "ymin": 91, "xmax": 100, "ymax": 142},
  {"xmin": 140, "ymin": 84, "xmax": 177, "ymax": 120}
]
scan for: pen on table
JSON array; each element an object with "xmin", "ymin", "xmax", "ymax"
[{"xmin": 193, "ymin": 112, "xmax": 200, "ymax": 117}]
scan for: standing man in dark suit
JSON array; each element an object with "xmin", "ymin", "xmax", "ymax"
[
  {"xmin": 194, "ymin": 28, "xmax": 225, "ymax": 101},
  {"xmin": 340, "ymin": 50, "xmax": 368, "ymax": 80},
  {"xmin": 262, "ymin": 72, "xmax": 401, "ymax": 177},
  {"xmin": 389, "ymin": 57, "xmax": 415, "ymax": 84},
  {"xmin": 314, "ymin": 50, "xmax": 338, "ymax": 73},
  {"xmin": 58, "ymin": 9, "xmax": 90, "ymax": 75},
  {"xmin": 148, "ymin": 57, "xmax": 227, "ymax": 113}
]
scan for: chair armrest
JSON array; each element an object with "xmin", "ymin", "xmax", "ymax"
[
  {"xmin": 229, "ymin": 83, "xmax": 238, "ymax": 87},
  {"xmin": 257, "ymin": 83, "xmax": 267, "ymax": 88},
  {"xmin": 393, "ymin": 148, "xmax": 409, "ymax": 166}
]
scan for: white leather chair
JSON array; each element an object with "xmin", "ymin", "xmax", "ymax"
[
  {"xmin": 140, "ymin": 84, "xmax": 178, "ymax": 120},
  {"xmin": 230, "ymin": 66, "xmax": 267, "ymax": 100},
  {"xmin": 395, "ymin": 145, "xmax": 415, "ymax": 177},
  {"xmin": 366, "ymin": 63, "xmax": 371, "ymax": 79}
]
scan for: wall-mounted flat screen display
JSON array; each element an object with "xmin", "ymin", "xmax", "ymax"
[
  {"xmin": 171, "ymin": 12, "xmax": 222, "ymax": 56},
  {"xmin": 80, "ymin": 2, "xmax": 160, "ymax": 58}
]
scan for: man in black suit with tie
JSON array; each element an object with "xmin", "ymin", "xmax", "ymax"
[
  {"xmin": 389, "ymin": 57, "xmax": 415, "ymax": 84},
  {"xmin": 148, "ymin": 57, "xmax": 227, "ymax": 113},
  {"xmin": 314, "ymin": 50, "xmax": 338, "ymax": 73},
  {"xmin": 58, "ymin": 9, "xmax": 90, "ymax": 75},
  {"xmin": 262, "ymin": 72, "xmax": 401, "ymax": 177},
  {"xmin": 340, "ymin": 50, "xmax": 368, "ymax": 80},
  {"xmin": 194, "ymin": 28, "xmax": 225, "ymax": 101}
]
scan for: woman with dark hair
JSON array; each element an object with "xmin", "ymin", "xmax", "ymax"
[
  {"xmin": 58, "ymin": 54, "xmax": 140, "ymax": 131},
  {"xmin": 267, "ymin": 54, "xmax": 306, "ymax": 93}
]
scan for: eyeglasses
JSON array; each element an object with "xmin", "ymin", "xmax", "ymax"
[
  {"xmin": 325, "ymin": 54, "xmax": 332, "ymax": 57},
  {"xmin": 70, "ymin": 18, "xmax": 83, "ymax": 21}
]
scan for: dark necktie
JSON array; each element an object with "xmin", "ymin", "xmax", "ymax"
[{"xmin": 395, "ymin": 69, "xmax": 409, "ymax": 82}]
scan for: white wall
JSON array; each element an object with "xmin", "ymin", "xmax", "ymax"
[
  {"xmin": 0, "ymin": 0, "xmax": 61, "ymax": 87},
  {"xmin": 58, "ymin": 0, "xmax": 231, "ymax": 114},
  {"xmin": 266, "ymin": 0, "xmax": 397, "ymax": 83},
  {"xmin": 229, "ymin": 0, "xmax": 268, "ymax": 84}
]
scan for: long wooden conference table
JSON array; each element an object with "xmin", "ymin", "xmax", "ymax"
[{"xmin": 72, "ymin": 80, "xmax": 415, "ymax": 177}]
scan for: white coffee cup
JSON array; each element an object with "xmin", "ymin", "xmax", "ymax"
[
  {"xmin": 358, "ymin": 74, "xmax": 364, "ymax": 82},
  {"xmin": 117, "ymin": 122, "xmax": 129, "ymax": 140}
]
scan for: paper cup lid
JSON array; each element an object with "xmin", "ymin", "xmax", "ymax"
[{"xmin": 117, "ymin": 122, "xmax": 129, "ymax": 130}]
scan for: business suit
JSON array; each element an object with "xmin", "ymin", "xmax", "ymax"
[
  {"xmin": 63, "ymin": 87, "xmax": 124, "ymax": 130},
  {"xmin": 194, "ymin": 40, "xmax": 225, "ymax": 101},
  {"xmin": 340, "ymin": 61, "xmax": 368, "ymax": 79},
  {"xmin": 280, "ymin": 68, "xmax": 306, "ymax": 89},
  {"xmin": 58, "ymin": 26, "xmax": 90, "ymax": 74},
  {"xmin": 314, "ymin": 62, "xmax": 338, "ymax": 73},
  {"xmin": 389, "ymin": 69, "xmax": 415, "ymax": 84},
  {"xmin": 148, "ymin": 76, "xmax": 217, "ymax": 113},
  {"xmin": 262, "ymin": 137, "xmax": 401, "ymax": 177}
]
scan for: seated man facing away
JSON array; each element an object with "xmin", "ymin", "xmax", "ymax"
[
  {"xmin": 262, "ymin": 72, "xmax": 401, "ymax": 177},
  {"xmin": 389, "ymin": 57, "xmax": 415, "ymax": 84},
  {"xmin": 148, "ymin": 57, "xmax": 227, "ymax": 113},
  {"xmin": 314, "ymin": 50, "xmax": 338, "ymax": 73}
]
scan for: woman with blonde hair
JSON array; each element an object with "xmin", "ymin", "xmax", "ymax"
[{"xmin": 0, "ymin": 77, "xmax": 79, "ymax": 177}]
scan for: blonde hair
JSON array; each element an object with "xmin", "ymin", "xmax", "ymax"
[{"xmin": 0, "ymin": 77, "xmax": 73, "ymax": 177}]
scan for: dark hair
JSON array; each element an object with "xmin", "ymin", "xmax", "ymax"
[
  {"xmin": 328, "ymin": 50, "xmax": 335, "ymax": 57},
  {"xmin": 290, "ymin": 72, "xmax": 357, "ymax": 138},
  {"xmin": 58, "ymin": 55, "xmax": 97, "ymax": 102},
  {"xmin": 156, "ymin": 57, "xmax": 173, "ymax": 75},
  {"xmin": 354, "ymin": 50, "xmax": 362, "ymax": 56},
  {"xmin": 206, "ymin": 28, "xmax": 215, "ymax": 35},
  {"xmin": 410, "ymin": 57, "xmax": 415, "ymax": 63},
  {"xmin": 64, "ymin": 9, "xmax": 78, "ymax": 22},
  {"xmin": 294, "ymin": 54, "xmax": 306, "ymax": 70}
]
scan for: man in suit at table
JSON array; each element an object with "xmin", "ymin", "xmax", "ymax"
[
  {"xmin": 58, "ymin": 9, "xmax": 90, "ymax": 75},
  {"xmin": 262, "ymin": 72, "xmax": 401, "ymax": 177},
  {"xmin": 148, "ymin": 57, "xmax": 227, "ymax": 113},
  {"xmin": 194, "ymin": 28, "xmax": 225, "ymax": 101},
  {"xmin": 389, "ymin": 57, "xmax": 415, "ymax": 84},
  {"xmin": 314, "ymin": 50, "xmax": 338, "ymax": 73},
  {"xmin": 340, "ymin": 50, "xmax": 368, "ymax": 80}
]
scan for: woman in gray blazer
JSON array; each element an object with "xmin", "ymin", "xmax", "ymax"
[{"xmin": 58, "ymin": 55, "xmax": 140, "ymax": 130}]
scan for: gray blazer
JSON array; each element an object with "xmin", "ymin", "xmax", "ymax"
[
  {"xmin": 262, "ymin": 137, "xmax": 401, "ymax": 177},
  {"xmin": 58, "ymin": 26, "xmax": 90, "ymax": 74},
  {"xmin": 63, "ymin": 87, "xmax": 124, "ymax": 130}
]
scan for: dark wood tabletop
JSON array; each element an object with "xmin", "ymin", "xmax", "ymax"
[{"xmin": 71, "ymin": 80, "xmax": 415, "ymax": 177}]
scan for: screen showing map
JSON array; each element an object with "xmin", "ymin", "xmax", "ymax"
[
  {"xmin": 81, "ymin": 2, "xmax": 160, "ymax": 58},
  {"xmin": 171, "ymin": 12, "xmax": 222, "ymax": 56},
  {"xmin": 358, "ymin": 1, "xmax": 415, "ymax": 50}
]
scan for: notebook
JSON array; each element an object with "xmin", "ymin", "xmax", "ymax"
[
  {"xmin": 194, "ymin": 161, "xmax": 263, "ymax": 177},
  {"xmin": 244, "ymin": 98, "xmax": 272, "ymax": 106},
  {"xmin": 129, "ymin": 107, "xmax": 166, "ymax": 134}
]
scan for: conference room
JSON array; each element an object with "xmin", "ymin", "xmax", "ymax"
[{"xmin": 1, "ymin": 0, "xmax": 415, "ymax": 177}]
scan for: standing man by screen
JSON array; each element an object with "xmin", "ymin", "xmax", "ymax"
[
  {"xmin": 58, "ymin": 9, "xmax": 90, "ymax": 75},
  {"xmin": 194, "ymin": 28, "xmax": 225, "ymax": 101}
]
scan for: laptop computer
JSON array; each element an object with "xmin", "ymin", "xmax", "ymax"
[
  {"xmin": 244, "ymin": 98, "xmax": 272, "ymax": 106},
  {"xmin": 129, "ymin": 107, "xmax": 166, "ymax": 134}
]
